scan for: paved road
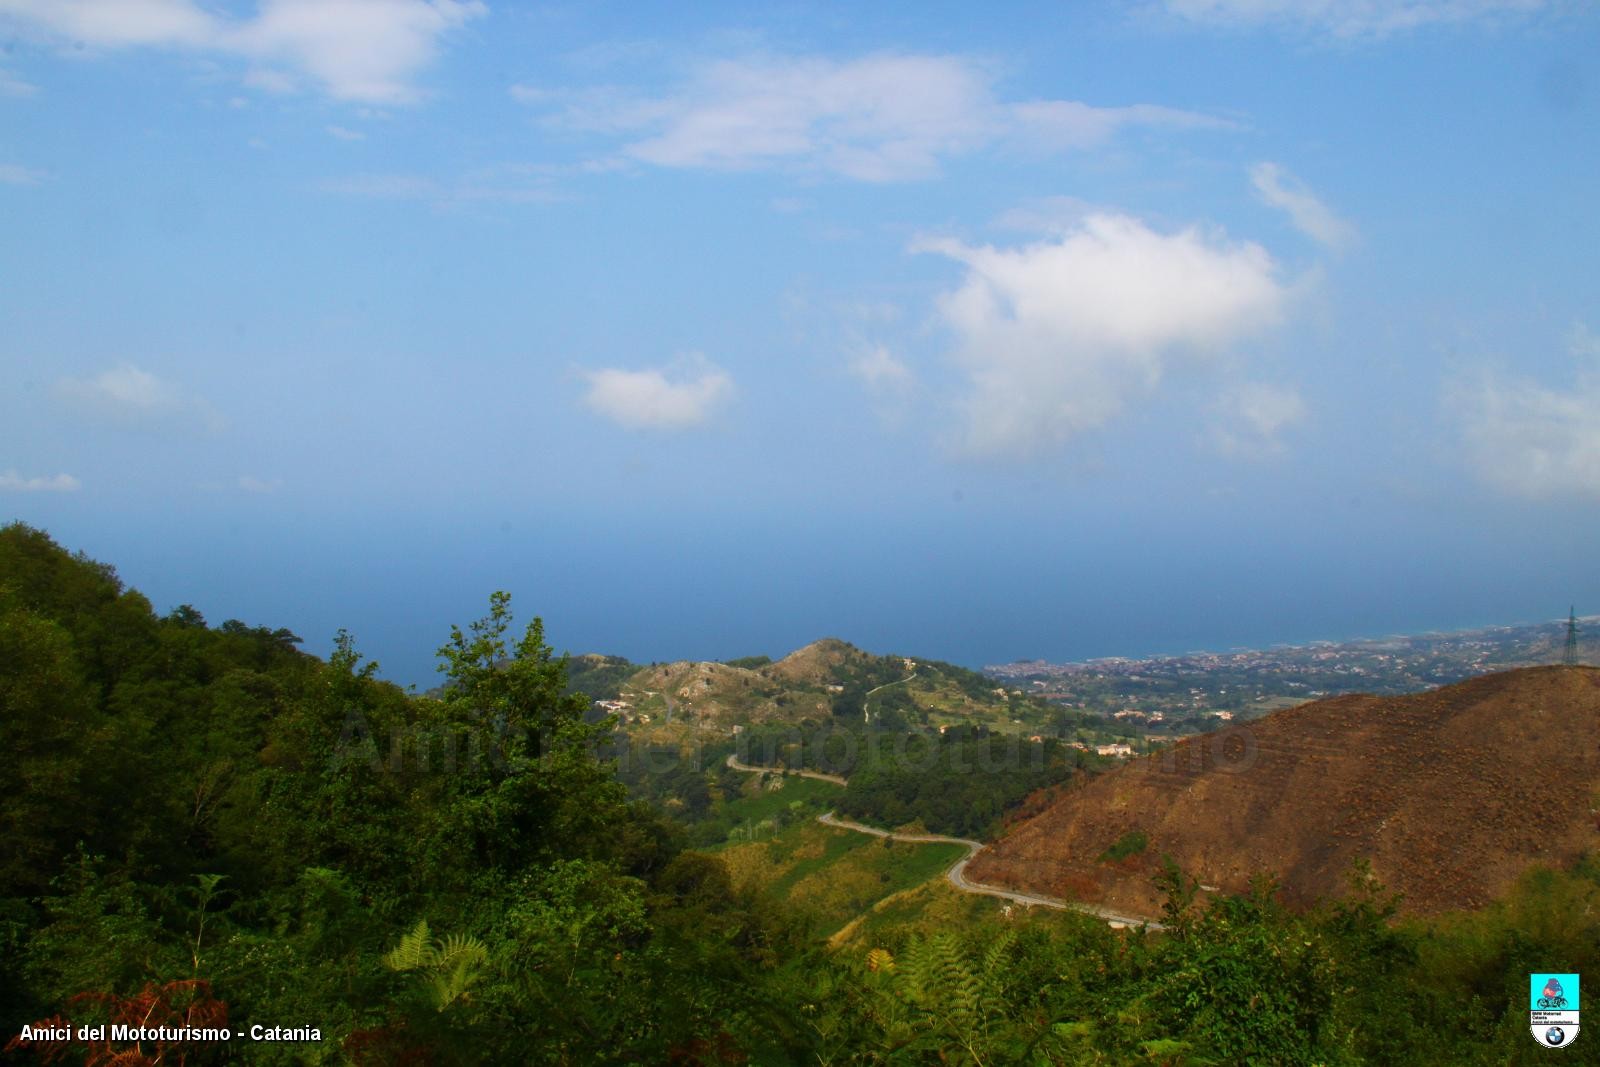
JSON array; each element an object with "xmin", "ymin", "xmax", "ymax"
[
  {"xmin": 722, "ymin": 755, "xmax": 1162, "ymax": 929},
  {"xmin": 815, "ymin": 812, "xmax": 1164, "ymax": 929},
  {"xmin": 725, "ymin": 753, "xmax": 848, "ymax": 786}
]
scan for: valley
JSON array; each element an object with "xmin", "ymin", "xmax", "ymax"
[{"xmin": 4, "ymin": 524, "xmax": 1596, "ymax": 1065}]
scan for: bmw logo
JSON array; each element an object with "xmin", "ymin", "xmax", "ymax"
[{"xmin": 1546, "ymin": 1026, "xmax": 1567, "ymax": 1046}]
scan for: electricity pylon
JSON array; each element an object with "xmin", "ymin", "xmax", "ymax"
[{"xmin": 1564, "ymin": 606, "xmax": 1580, "ymax": 666}]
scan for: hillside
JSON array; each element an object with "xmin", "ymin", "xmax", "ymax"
[
  {"xmin": 594, "ymin": 638, "xmax": 1104, "ymax": 740},
  {"xmin": 766, "ymin": 637, "xmax": 873, "ymax": 685},
  {"xmin": 967, "ymin": 665, "xmax": 1600, "ymax": 917}
]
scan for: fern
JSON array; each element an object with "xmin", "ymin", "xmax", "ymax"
[
  {"xmin": 979, "ymin": 930, "xmax": 1015, "ymax": 1000},
  {"xmin": 382, "ymin": 920, "xmax": 489, "ymax": 1011},
  {"xmin": 899, "ymin": 933, "xmax": 940, "ymax": 1007},
  {"xmin": 901, "ymin": 933, "xmax": 981, "ymax": 1038},
  {"xmin": 383, "ymin": 920, "xmax": 434, "ymax": 972},
  {"xmin": 432, "ymin": 934, "xmax": 490, "ymax": 1009},
  {"xmin": 435, "ymin": 933, "xmax": 489, "ymax": 971}
]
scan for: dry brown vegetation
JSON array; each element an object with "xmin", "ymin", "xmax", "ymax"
[{"xmin": 967, "ymin": 665, "xmax": 1600, "ymax": 917}]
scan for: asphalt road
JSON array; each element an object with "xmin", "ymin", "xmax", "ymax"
[
  {"xmin": 815, "ymin": 812, "xmax": 1164, "ymax": 929},
  {"xmin": 725, "ymin": 753, "xmax": 847, "ymax": 785},
  {"xmin": 723, "ymin": 754, "xmax": 1163, "ymax": 929}
]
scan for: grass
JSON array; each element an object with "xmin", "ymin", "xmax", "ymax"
[
  {"xmin": 623, "ymin": 689, "xmax": 669, "ymax": 719},
  {"xmin": 691, "ymin": 774, "xmax": 843, "ymax": 851},
  {"xmin": 722, "ymin": 820, "xmax": 969, "ymax": 937},
  {"xmin": 766, "ymin": 828, "xmax": 867, "ymax": 897},
  {"xmin": 1099, "ymin": 829, "xmax": 1149, "ymax": 863},
  {"xmin": 830, "ymin": 876, "xmax": 1087, "ymax": 950},
  {"xmin": 719, "ymin": 775, "xmax": 841, "ymax": 830},
  {"xmin": 886, "ymin": 839, "xmax": 969, "ymax": 887}
]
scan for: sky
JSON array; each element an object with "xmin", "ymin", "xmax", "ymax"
[{"xmin": 3, "ymin": 0, "xmax": 1598, "ymax": 687}]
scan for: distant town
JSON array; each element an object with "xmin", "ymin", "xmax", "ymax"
[{"xmin": 985, "ymin": 615, "xmax": 1594, "ymax": 741}]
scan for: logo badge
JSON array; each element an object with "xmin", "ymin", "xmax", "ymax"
[{"xmin": 1531, "ymin": 973, "xmax": 1580, "ymax": 1048}]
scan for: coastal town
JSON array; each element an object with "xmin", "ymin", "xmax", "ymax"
[{"xmin": 986, "ymin": 615, "xmax": 1593, "ymax": 739}]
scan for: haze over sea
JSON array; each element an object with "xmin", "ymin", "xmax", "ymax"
[{"xmin": 3, "ymin": 2, "xmax": 1597, "ymax": 687}]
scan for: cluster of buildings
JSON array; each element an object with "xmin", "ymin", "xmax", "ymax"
[
  {"xmin": 594, "ymin": 699, "xmax": 651, "ymax": 725},
  {"xmin": 983, "ymin": 620, "xmax": 1558, "ymax": 707},
  {"xmin": 1061, "ymin": 740, "xmax": 1135, "ymax": 758},
  {"xmin": 1112, "ymin": 708, "xmax": 1166, "ymax": 724}
]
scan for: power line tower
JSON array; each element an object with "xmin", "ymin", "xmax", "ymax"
[{"xmin": 1564, "ymin": 606, "xmax": 1580, "ymax": 666}]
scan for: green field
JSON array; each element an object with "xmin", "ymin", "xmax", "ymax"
[
  {"xmin": 831, "ymin": 874, "xmax": 1087, "ymax": 951},
  {"xmin": 710, "ymin": 774, "xmax": 842, "ymax": 844},
  {"xmin": 721, "ymin": 819, "xmax": 968, "ymax": 937}
]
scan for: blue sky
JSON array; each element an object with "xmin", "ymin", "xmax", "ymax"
[{"xmin": 3, "ymin": 0, "xmax": 1597, "ymax": 686}]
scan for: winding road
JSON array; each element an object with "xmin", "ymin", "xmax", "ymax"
[
  {"xmin": 724, "ymin": 754, "xmax": 1164, "ymax": 930},
  {"xmin": 725, "ymin": 753, "xmax": 847, "ymax": 786}
]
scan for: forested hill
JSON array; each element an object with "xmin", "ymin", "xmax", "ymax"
[{"xmin": 0, "ymin": 523, "xmax": 795, "ymax": 1062}]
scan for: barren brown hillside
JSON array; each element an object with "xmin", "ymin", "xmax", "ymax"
[
  {"xmin": 627, "ymin": 659, "xmax": 827, "ymax": 726},
  {"xmin": 967, "ymin": 666, "xmax": 1600, "ymax": 917},
  {"xmin": 766, "ymin": 637, "xmax": 870, "ymax": 684}
]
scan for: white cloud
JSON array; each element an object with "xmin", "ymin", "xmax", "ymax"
[
  {"xmin": 228, "ymin": 0, "xmax": 485, "ymax": 103},
  {"xmin": 581, "ymin": 355, "xmax": 734, "ymax": 431},
  {"xmin": 1211, "ymin": 381, "xmax": 1306, "ymax": 455},
  {"xmin": 918, "ymin": 213, "xmax": 1289, "ymax": 455},
  {"xmin": 1250, "ymin": 162, "xmax": 1355, "ymax": 249},
  {"xmin": 0, "ymin": 0, "xmax": 215, "ymax": 47},
  {"xmin": 325, "ymin": 123, "xmax": 366, "ymax": 141},
  {"xmin": 59, "ymin": 364, "xmax": 181, "ymax": 412},
  {"xmin": 1450, "ymin": 328, "xmax": 1600, "ymax": 497},
  {"xmin": 0, "ymin": 0, "xmax": 485, "ymax": 103},
  {"xmin": 0, "ymin": 469, "xmax": 80, "ymax": 492},
  {"xmin": 1159, "ymin": 0, "xmax": 1549, "ymax": 37},
  {"xmin": 1010, "ymin": 99, "xmax": 1233, "ymax": 150},
  {"xmin": 520, "ymin": 53, "xmax": 1231, "ymax": 182},
  {"xmin": 0, "ymin": 163, "xmax": 44, "ymax": 185},
  {"xmin": 0, "ymin": 68, "xmax": 38, "ymax": 96},
  {"xmin": 850, "ymin": 343, "xmax": 914, "ymax": 392},
  {"xmin": 55, "ymin": 364, "xmax": 224, "ymax": 431}
]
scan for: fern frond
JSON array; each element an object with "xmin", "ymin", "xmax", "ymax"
[
  {"xmin": 980, "ymin": 930, "xmax": 1015, "ymax": 977},
  {"xmin": 435, "ymin": 933, "xmax": 489, "ymax": 971},
  {"xmin": 900, "ymin": 935, "xmax": 939, "ymax": 1007},
  {"xmin": 383, "ymin": 920, "xmax": 434, "ymax": 972},
  {"xmin": 383, "ymin": 922, "xmax": 489, "ymax": 1010},
  {"xmin": 932, "ymin": 935, "xmax": 980, "ymax": 1032},
  {"xmin": 429, "ymin": 961, "xmax": 481, "ymax": 1011},
  {"xmin": 979, "ymin": 929, "xmax": 1016, "ymax": 1001}
]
